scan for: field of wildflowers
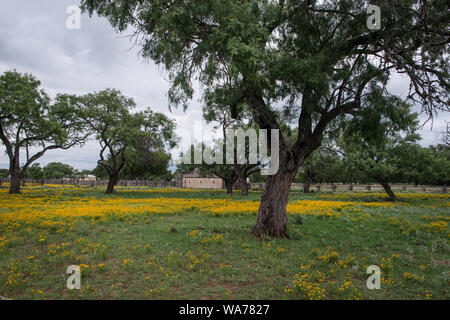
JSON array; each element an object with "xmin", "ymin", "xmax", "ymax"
[{"xmin": 0, "ymin": 185, "xmax": 448, "ymax": 300}]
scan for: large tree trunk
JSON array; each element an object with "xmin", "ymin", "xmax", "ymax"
[
  {"xmin": 252, "ymin": 169, "xmax": 297, "ymax": 238},
  {"xmin": 240, "ymin": 178, "xmax": 249, "ymax": 196},
  {"xmin": 235, "ymin": 173, "xmax": 248, "ymax": 196},
  {"xmin": 9, "ymin": 170, "xmax": 21, "ymax": 194},
  {"xmin": 233, "ymin": 165, "xmax": 249, "ymax": 197},
  {"xmin": 225, "ymin": 179, "xmax": 233, "ymax": 195},
  {"xmin": 303, "ymin": 175, "xmax": 313, "ymax": 193},
  {"xmin": 106, "ymin": 174, "xmax": 119, "ymax": 194},
  {"xmin": 378, "ymin": 180, "xmax": 397, "ymax": 201}
]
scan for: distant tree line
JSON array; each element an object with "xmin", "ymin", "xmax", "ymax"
[
  {"xmin": 0, "ymin": 70, "xmax": 176, "ymax": 194},
  {"xmin": 295, "ymin": 144, "xmax": 449, "ymax": 185},
  {"xmin": 180, "ymin": 95, "xmax": 449, "ymax": 200},
  {"xmin": 24, "ymin": 162, "xmax": 87, "ymax": 180},
  {"xmin": 18, "ymin": 159, "xmax": 174, "ymax": 181}
]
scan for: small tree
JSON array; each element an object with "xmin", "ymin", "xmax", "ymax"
[
  {"xmin": 43, "ymin": 162, "xmax": 76, "ymax": 179},
  {"xmin": 0, "ymin": 70, "xmax": 88, "ymax": 194},
  {"xmin": 426, "ymin": 146, "xmax": 450, "ymax": 186},
  {"xmin": 298, "ymin": 147, "xmax": 343, "ymax": 193},
  {"xmin": 401, "ymin": 145, "xmax": 450, "ymax": 186},
  {"xmin": 81, "ymin": 89, "xmax": 176, "ymax": 193},
  {"xmin": 25, "ymin": 163, "xmax": 44, "ymax": 180},
  {"xmin": 122, "ymin": 149, "xmax": 172, "ymax": 180},
  {"xmin": 340, "ymin": 94, "xmax": 420, "ymax": 200},
  {"xmin": 0, "ymin": 169, "xmax": 10, "ymax": 178}
]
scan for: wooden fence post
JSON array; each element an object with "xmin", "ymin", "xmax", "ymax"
[
  {"xmin": 443, "ymin": 186, "xmax": 447, "ymax": 194},
  {"xmin": 366, "ymin": 185, "xmax": 371, "ymax": 192}
]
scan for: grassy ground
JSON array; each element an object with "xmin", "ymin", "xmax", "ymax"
[{"xmin": 0, "ymin": 185, "xmax": 448, "ymax": 300}]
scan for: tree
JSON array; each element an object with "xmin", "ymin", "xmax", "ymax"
[
  {"xmin": 401, "ymin": 144, "xmax": 450, "ymax": 186},
  {"xmin": 123, "ymin": 149, "xmax": 172, "ymax": 180},
  {"xmin": 91, "ymin": 164, "xmax": 108, "ymax": 180},
  {"xmin": 0, "ymin": 169, "xmax": 9, "ymax": 178},
  {"xmin": 340, "ymin": 94, "xmax": 420, "ymax": 200},
  {"xmin": 92, "ymin": 150, "xmax": 173, "ymax": 180},
  {"xmin": 81, "ymin": 89, "xmax": 176, "ymax": 194},
  {"xmin": 426, "ymin": 146, "xmax": 450, "ymax": 185},
  {"xmin": 78, "ymin": 169, "xmax": 94, "ymax": 179},
  {"xmin": 25, "ymin": 163, "xmax": 43, "ymax": 179},
  {"xmin": 82, "ymin": 0, "xmax": 449, "ymax": 237},
  {"xmin": 43, "ymin": 162, "xmax": 75, "ymax": 179},
  {"xmin": 297, "ymin": 147, "xmax": 343, "ymax": 192},
  {"xmin": 0, "ymin": 70, "xmax": 89, "ymax": 194}
]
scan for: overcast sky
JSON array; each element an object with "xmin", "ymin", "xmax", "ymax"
[{"xmin": 0, "ymin": 0, "xmax": 448, "ymax": 170}]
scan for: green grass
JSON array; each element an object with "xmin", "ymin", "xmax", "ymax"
[{"xmin": 0, "ymin": 186, "xmax": 449, "ymax": 300}]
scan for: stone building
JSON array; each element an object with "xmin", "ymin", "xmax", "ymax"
[{"xmin": 182, "ymin": 168, "xmax": 224, "ymax": 189}]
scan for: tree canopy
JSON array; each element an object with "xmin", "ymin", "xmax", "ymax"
[
  {"xmin": 339, "ymin": 94, "xmax": 420, "ymax": 200},
  {"xmin": 42, "ymin": 162, "xmax": 76, "ymax": 179},
  {"xmin": 92, "ymin": 150, "xmax": 173, "ymax": 180},
  {"xmin": 0, "ymin": 70, "xmax": 89, "ymax": 193},
  {"xmin": 80, "ymin": 89, "xmax": 177, "ymax": 193}
]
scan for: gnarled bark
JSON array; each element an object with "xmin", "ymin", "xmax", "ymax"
[
  {"xmin": 252, "ymin": 168, "xmax": 298, "ymax": 238},
  {"xmin": 240, "ymin": 179, "xmax": 249, "ymax": 196},
  {"xmin": 106, "ymin": 175, "xmax": 120, "ymax": 194},
  {"xmin": 9, "ymin": 170, "xmax": 21, "ymax": 194},
  {"xmin": 234, "ymin": 168, "xmax": 249, "ymax": 196},
  {"xmin": 225, "ymin": 179, "xmax": 234, "ymax": 195},
  {"xmin": 303, "ymin": 175, "xmax": 313, "ymax": 193},
  {"xmin": 106, "ymin": 174, "xmax": 120, "ymax": 194},
  {"xmin": 378, "ymin": 179, "xmax": 397, "ymax": 201}
]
